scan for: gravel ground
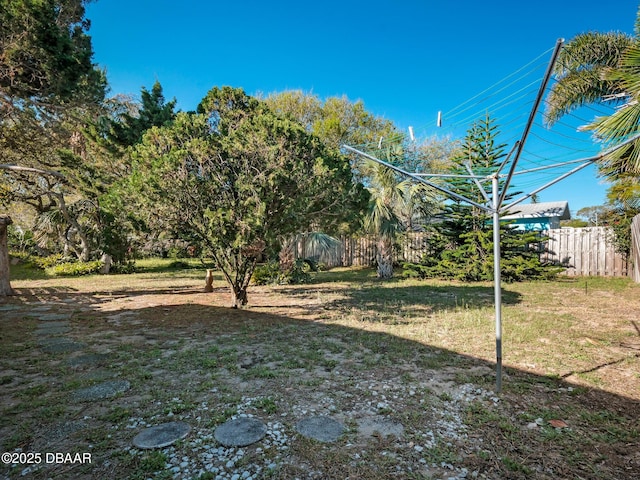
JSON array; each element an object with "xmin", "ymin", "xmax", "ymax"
[{"xmin": 108, "ymin": 383, "xmax": 500, "ymax": 480}]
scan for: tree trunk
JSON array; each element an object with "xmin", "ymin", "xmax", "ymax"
[
  {"xmin": 376, "ymin": 234, "xmax": 394, "ymax": 279},
  {"xmin": 230, "ymin": 285, "xmax": 248, "ymax": 309},
  {"xmin": 0, "ymin": 216, "xmax": 16, "ymax": 296},
  {"xmin": 53, "ymin": 192, "xmax": 91, "ymax": 261},
  {"xmin": 279, "ymin": 236, "xmax": 295, "ymax": 273}
]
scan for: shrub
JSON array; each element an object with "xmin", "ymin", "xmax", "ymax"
[
  {"xmin": 31, "ymin": 254, "xmax": 65, "ymax": 269},
  {"xmin": 8, "ymin": 253, "xmax": 65, "ymax": 271},
  {"xmin": 46, "ymin": 260, "xmax": 103, "ymax": 277},
  {"xmin": 252, "ymin": 261, "xmax": 281, "ymax": 285},
  {"xmin": 287, "ymin": 258, "xmax": 312, "ymax": 284},
  {"xmin": 252, "ymin": 258, "xmax": 313, "ymax": 285},
  {"xmin": 110, "ymin": 261, "xmax": 137, "ymax": 274}
]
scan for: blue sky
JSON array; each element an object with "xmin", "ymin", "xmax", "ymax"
[{"xmin": 85, "ymin": 0, "xmax": 639, "ymax": 214}]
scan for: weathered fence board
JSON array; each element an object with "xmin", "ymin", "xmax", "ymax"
[
  {"xmin": 295, "ymin": 227, "xmax": 630, "ymax": 277},
  {"xmin": 541, "ymin": 227, "xmax": 628, "ymax": 277},
  {"xmin": 631, "ymin": 215, "xmax": 640, "ymax": 283}
]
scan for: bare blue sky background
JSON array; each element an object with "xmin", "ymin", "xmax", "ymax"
[{"xmin": 85, "ymin": 0, "xmax": 640, "ymax": 214}]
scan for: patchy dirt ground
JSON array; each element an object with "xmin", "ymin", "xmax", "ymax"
[{"xmin": 1, "ymin": 270, "xmax": 639, "ymax": 479}]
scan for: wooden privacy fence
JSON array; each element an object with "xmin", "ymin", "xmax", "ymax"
[
  {"xmin": 295, "ymin": 227, "xmax": 631, "ymax": 277},
  {"xmin": 631, "ymin": 215, "xmax": 640, "ymax": 282},
  {"xmin": 541, "ymin": 227, "xmax": 628, "ymax": 277},
  {"xmin": 296, "ymin": 233, "xmax": 432, "ymax": 269}
]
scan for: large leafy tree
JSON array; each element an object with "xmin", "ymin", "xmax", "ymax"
[
  {"xmin": 0, "ymin": 0, "xmax": 106, "ymax": 215},
  {"xmin": 0, "ymin": 0, "xmax": 106, "ymax": 292},
  {"xmin": 265, "ymin": 91, "xmax": 399, "ymax": 183},
  {"xmin": 265, "ymin": 90, "xmax": 397, "ymax": 149},
  {"xmin": 266, "ymin": 90, "xmax": 451, "ymax": 277},
  {"xmin": 266, "ymin": 90, "xmax": 399, "ymax": 274},
  {"xmin": 0, "ymin": 0, "xmax": 105, "ymax": 107},
  {"xmin": 127, "ymin": 87, "xmax": 368, "ymax": 307}
]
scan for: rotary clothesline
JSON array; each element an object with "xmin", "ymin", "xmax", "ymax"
[{"xmin": 344, "ymin": 38, "xmax": 638, "ymax": 393}]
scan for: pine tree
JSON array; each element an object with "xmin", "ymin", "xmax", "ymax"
[
  {"xmin": 405, "ymin": 115, "xmax": 559, "ymax": 282},
  {"xmin": 109, "ymin": 81, "xmax": 177, "ymax": 148}
]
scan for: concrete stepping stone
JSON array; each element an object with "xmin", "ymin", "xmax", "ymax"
[
  {"xmin": 295, "ymin": 416, "xmax": 344, "ymax": 443},
  {"xmin": 71, "ymin": 380, "xmax": 130, "ymax": 402},
  {"xmin": 0, "ymin": 305, "xmax": 23, "ymax": 312},
  {"xmin": 356, "ymin": 416, "xmax": 405, "ymax": 438},
  {"xmin": 214, "ymin": 417, "xmax": 267, "ymax": 447},
  {"xmin": 77, "ymin": 369, "xmax": 116, "ymax": 382},
  {"xmin": 133, "ymin": 421, "xmax": 191, "ymax": 449},
  {"xmin": 38, "ymin": 337, "xmax": 85, "ymax": 353},
  {"xmin": 35, "ymin": 324, "xmax": 71, "ymax": 335},
  {"xmin": 32, "ymin": 313, "xmax": 71, "ymax": 322},
  {"xmin": 67, "ymin": 353, "xmax": 110, "ymax": 368}
]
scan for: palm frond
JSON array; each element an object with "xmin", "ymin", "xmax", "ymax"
[
  {"xmin": 544, "ymin": 32, "xmax": 633, "ymax": 126},
  {"xmin": 300, "ymin": 232, "xmax": 340, "ymax": 259},
  {"xmin": 33, "ymin": 209, "xmax": 66, "ymax": 247},
  {"xmin": 553, "ymin": 32, "xmax": 632, "ymax": 76}
]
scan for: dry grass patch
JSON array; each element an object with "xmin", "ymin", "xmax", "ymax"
[{"xmin": 1, "ymin": 263, "xmax": 638, "ymax": 479}]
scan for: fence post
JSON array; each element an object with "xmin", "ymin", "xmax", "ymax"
[{"xmin": 632, "ymin": 215, "xmax": 640, "ymax": 283}]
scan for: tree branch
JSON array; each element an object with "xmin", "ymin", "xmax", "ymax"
[{"xmin": 0, "ymin": 164, "xmax": 66, "ymax": 180}]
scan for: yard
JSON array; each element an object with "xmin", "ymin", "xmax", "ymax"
[{"xmin": 1, "ymin": 263, "xmax": 639, "ymax": 479}]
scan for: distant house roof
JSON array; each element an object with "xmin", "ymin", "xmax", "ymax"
[{"xmin": 502, "ymin": 201, "xmax": 571, "ymax": 221}]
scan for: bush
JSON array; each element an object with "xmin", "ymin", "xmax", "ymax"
[
  {"xmin": 252, "ymin": 258, "xmax": 313, "ymax": 285},
  {"xmin": 31, "ymin": 254, "xmax": 65, "ymax": 269},
  {"xmin": 252, "ymin": 261, "xmax": 281, "ymax": 285},
  {"xmin": 46, "ymin": 260, "xmax": 103, "ymax": 277},
  {"xmin": 110, "ymin": 261, "xmax": 137, "ymax": 274},
  {"xmin": 288, "ymin": 258, "xmax": 312, "ymax": 284},
  {"xmin": 8, "ymin": 253, "xmax": 64, "ymax": 270}
]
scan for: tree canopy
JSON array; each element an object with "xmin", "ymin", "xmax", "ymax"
[
  {"xmin": 107, "ymin": 81, "xmax": 178, "ymax": 148},
  {"xmin": 1, "ymin": 0, "xmax": 107, "ymax": 290},
  {"xmin": 545, "ymin": 7, "xmax": 640, "ymax": 180},
  {"xmin": 0, "ymin": 0, "xmax": 106, "ymax": 110},
  {"xmin": 127, "ymin": 87, "xmax": 368, "ymax": 307}
]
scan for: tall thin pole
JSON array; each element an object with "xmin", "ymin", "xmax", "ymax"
[
  {"xmin": 492, "ymin": 175, "xmax": 503, "ymax": 393},
  {"xmin": 498, "ymin": 38, "xmax": 564, "ymax": 206}
]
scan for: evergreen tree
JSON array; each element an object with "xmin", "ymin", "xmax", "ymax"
[
  {"xmin": 405, "ymin": 115, "xmax": 559, "ymax": 282},
  {"xmin": 125, "ymin": 87, "xmax": 368, "ymax": 307},
  {"xmin": 1, "ymin": 0, "xmax": 107, "ymax": 283},
  {"xmin": 108, "ymin": 81, "xmax": 178, "ymax": 148}
]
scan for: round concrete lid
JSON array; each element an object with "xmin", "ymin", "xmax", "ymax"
[
  {"xmin": 214, "ymin": 417, "xmax": 267, "ymax": 447},
  {"xmin": 295, "ymin": 416, "xmax": 344, "ymax": 443},
  {"xmin": 133, "ymin": 421, "xmax": 192, "ymax": 449}
]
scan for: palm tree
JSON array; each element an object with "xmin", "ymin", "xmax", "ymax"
[
  {"xmin": 362, "ymin": 158, "xmax": 407, "ymax": 278},
  {"xmin": 544, "ymin": 31, "xmax": 633, "ymax": 127},
  {"xmin": 544, "ymin": 8, "xmax": 640, "ymax": 188},
  {"xmin": 587, "ymin": 37, "xmax": 640, "ymax": 178},
  {"xmin": 543, "ymin": 10, "xmax": 640, "ymax": 265}
]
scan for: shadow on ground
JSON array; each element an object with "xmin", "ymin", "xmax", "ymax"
[{"xmin": 0, "ymin": 285, "xmax": 638, "ymax": 480}]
